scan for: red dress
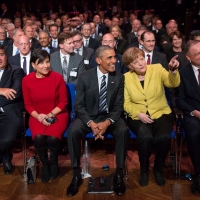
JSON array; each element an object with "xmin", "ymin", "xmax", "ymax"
[{"xmin": 22, "ymin": 71, "xmax": 69, "ymax": 140}]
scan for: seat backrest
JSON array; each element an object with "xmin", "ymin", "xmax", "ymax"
[{"xmin": 66, "ymin": 83, "xmax": 76, "ymax": 116}]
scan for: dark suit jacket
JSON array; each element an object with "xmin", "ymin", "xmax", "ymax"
[
  {"xmin": 74, "ymin": 67, "xmax": 124, "ymax": 124},
  {"xmin": 80, "ymin": 46, "xmax": 94, "ymax": 70},
  {"xmin": 96, "ymin": 24, "xmax": 106, "ymax": 35},
  {"xmin": 116, "ymin": 39, "xmax": 127, "ymax": 55},
  {"xmin": 8, "ymin": 54, "xmax": 34, "ymax": 75},
  {"xmin": 5, "ymin": 44, "xmax": 14, "ymax": 59},
  {"xmin": 2, "ymin": 38, "xmax": 12, "ymax": 48},
  {"xmin": 31, "ymin": 38, "xmax": 41, "ymax": 51},
  {"xmin": 151, "ymin": 51, "xmax": 168, "ymax": 70},
  {"xmin": 0, "ymin": 64, "xmax": 24, "ymax": 133},
  {"xmin": 50, "ymin": 51, "xmax": 85, "ymax": 84},
  {"xmin": 176, "ymin": 63, "xmax": 200, "ymax": 118},
  {"xmin": 88, "ymin": 37, "xmax": 99, "ymax": 51},
  {"xmin": 89, "ymin": 52, "xmax": 128, "ymax": 74},
  {"xmin": 126, "ymin": 32, "xmax": 137, "ymax": 45}
]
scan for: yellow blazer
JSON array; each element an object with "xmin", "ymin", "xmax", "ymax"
[{"xmin": 124, "ymin": 64, "xmax": 180, "ymax": 120}]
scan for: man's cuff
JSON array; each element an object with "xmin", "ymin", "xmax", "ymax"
[
  {"xmin": 190, "ymin": 111, "xmax": 195, "ymax": 116},
  {"xmin": 87, "ymin": 120, "xmax": 93, "ymax": 127},
  {"xmin": 107, "ymin": 118, "xmax": 114, "ymax": 124}
]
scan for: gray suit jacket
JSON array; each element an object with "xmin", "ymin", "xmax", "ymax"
[{"xmin": 50, "ymin": 51, "xmax": 85, "ymax": 84}]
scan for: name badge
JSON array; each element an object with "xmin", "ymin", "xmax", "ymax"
[
  {"xmin": 70, "ymin": 71, "xmax": 77, "ymax": 77},
  {"xmin": 84, "ymin": 60, "xmax": 89, "ymax": 64},
  {"xmin": 99, "ymin": 33, "xmax": 103, "ymax": 36}
]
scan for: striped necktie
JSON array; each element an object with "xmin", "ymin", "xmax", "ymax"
[
  {"xmin": 99, "ymin": 75, "xmax": 107, "ymax": 114},
  {"xmin": 63, "ymin": 56, "xmax": 68, "ymax": 82}
]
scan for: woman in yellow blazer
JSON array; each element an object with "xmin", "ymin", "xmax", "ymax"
[{"xmin": 123, "ymin": 47, "xmax": 180, "ymax": 187}]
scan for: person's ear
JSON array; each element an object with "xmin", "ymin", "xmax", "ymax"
[{"xmin": 96, "ymin": 57, "xmax": 101, "ymax": 65}]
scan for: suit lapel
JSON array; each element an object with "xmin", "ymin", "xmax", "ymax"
[
  {"xmin": 54, "ymin": 51, "xmax": 62, "ymax": 74},
  {"xmin": 107, "ymin": 73, "xmax": 115, "ymax": 107},
  {"xmin": 89, "ymin": 68, "xmax": 99, "ymax": 103},
  {"xmin": 131, "ymin": 72, "xmax": 144, "ymax": 94},
  {"xmin": 82, "ymin": 46, "xmax": 87, "ymax": 58},
  {"xmin": 68, "ymin": 54, "xmax": 74, "ymax": 80},
  {"xmin": 0, "ymin": 65, "xmax": 11, "ymax": 87},
  {"xmin": 185, "ymin": 64, "xmax": 200, "ymax": 97},
  {"xmin": 151, "ymin": 51, "xmax": 157, "ymax": 64}
]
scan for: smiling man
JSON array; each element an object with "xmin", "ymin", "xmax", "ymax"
[{"xmin": 66, "ymin": 45, "xmax": 129, "ymax": 197}]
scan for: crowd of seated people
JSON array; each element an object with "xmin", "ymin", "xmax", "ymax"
[{"xmin": 1, "ymin": 0, "xmax": 200, "ymax": 197}]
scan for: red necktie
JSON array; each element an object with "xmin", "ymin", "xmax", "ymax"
[
  {"xmin": 198, "ymin": 69, "xmax": 200, "ymax": 87},
  {"xmin": 147, "ymin": 54, "xmax": 151, "ymax": 65}
]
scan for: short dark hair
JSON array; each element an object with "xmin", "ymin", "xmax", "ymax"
[
  {"xmin": 58, "ymin": 32, "xmax": 73, "ymax": 44},
  {"xmin": 49, "ymin": 24, "xmax": 58, "ymax": 31},
  {"xmin": 189, "ymin": 30, "xmax": 200, "ymax": 40},
  {"xmin": 95, "ymin": 45, "xmax": 113, "ymax": 59},
  {"xmin": 140, "ymin": 31, "xmax": 154, "ymax": 42},
  {"xmin": 30, "ymin": 49, "xmax": 50, "ymax": 65},
  {"xmin": 169, "ymin": 30, "xmax": 183, "ymax": 42},
  {"xmin": 0, "ymin": 44, "xmax": 5, "ymax": 52},
  {"xmin": 72, "ymin": 30, "xmax": 82, "ymax": 38}
]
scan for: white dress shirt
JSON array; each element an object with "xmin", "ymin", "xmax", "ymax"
[
  {"xmin": 20, "ymin": 52, "xmax": 31, "ymax": 74},
  {"xmin": 13, "ymin": 45, "xmax": 19, "ymax": 56},
  {"xmin": 192, "ymin": 64, "xmax": 200, "ymax": 85},
  {"xmin": 60, "ymin": 50, "xmax": 70, "ymax": 70},
  {"xmin": 144, "ymin": 51, "xmax": 153, "ymax": 64}
]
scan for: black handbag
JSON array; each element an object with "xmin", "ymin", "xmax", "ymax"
[{"xmin": 26, "ymin": 156, "xmax": 37, "ymax": 184}]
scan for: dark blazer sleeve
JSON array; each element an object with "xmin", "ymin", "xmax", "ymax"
[
  {"xmin": 176, "ymin": 67, "xmax": 198, "ymax": 117},
  {"xmin": 0, "ymin": 66, "xmax": 24, "ymax": 107}
]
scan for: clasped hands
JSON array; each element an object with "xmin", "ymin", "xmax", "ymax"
[
  {"xmin": 37, "ymin": 113, "xmax": 53, "ymax": 126},
  {"xmin": 89, "ymin": 120, "xmax": 111, "ymax": 140}
]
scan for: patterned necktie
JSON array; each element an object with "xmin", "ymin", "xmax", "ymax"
[
  {"xmin": 15, "ymin": 48, "xmax": 19, "ymax": 55},
  {"xmin": 63, "ymin": 56, "xmax": 68, "ymax": 82},
  {"xmin": 23, "ymin": 57, "xmax": 27, "ymax": 74},
  {"xmin": 147, "ymin": 54, "xmax": 151, "ymax": 65},
  {"xmin": 76, "ymin": 49, "xmax": 79, "ymax": 55},
  {"xmin": 99, "ymin": 75, "xmax": 107, "ymax": 114}
]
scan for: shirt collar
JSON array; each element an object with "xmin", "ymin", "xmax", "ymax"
[{"xmin": 97, "ymin": 66, "xmax": 108, "ymax": 80}]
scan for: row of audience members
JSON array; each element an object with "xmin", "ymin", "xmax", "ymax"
[{"xmin": 1, "ymin": 14, "xmax": 200, "ymax": 197}]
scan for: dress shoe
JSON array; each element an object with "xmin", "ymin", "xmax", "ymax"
[
  {"xmin": 191, "ymin": 175, "xmax": 200, "ymax": 195},
  {"xmin": 153, "ymin": 168, "xmax": 165, "ymax": 186},
  {"xmin": 139, "ymin": 172, "xmax": 149, "ymax": 186},
  {"xmin": 3, "ymin": 160, "xmax": 15, "ymax": 175},
  {"xmin": 114, "ymin": 175, "xmax": 126, "ymax": 195},
  {"xmin": 41, "ymin": 163, "xmax": 50, "ymax": 183},
  {"xmin": 67, "ymin": 176, "xmax": 83, "ymax": 196}
]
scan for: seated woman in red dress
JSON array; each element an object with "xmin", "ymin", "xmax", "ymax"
[{"xmin": 22, "ymin": 49, "xmax": 69, "ymax": 183}]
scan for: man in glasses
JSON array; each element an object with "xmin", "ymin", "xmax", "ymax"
[
  {"xmin": 72, "ymin": 30, "xmax": 94, "ymax": 70},
  {"xmin": 8, "ymin": 35, "xmax": 34, "ymax": 75}
]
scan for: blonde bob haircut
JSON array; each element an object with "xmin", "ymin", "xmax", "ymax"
[
  {"xmin": 109, "ymin": 25, "xmax": 123, "ymax": 40},
  {"xmin": 122, "ymin": 47, "xmax": 145, "ymax": 72}
]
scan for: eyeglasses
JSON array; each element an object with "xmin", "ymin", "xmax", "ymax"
[
  {"xmin": 188, "ymin": 52, "xmax": 200, "ymax": 58},
  {"xmin": 73, "ymin": 38, "xmax": 82, "ymax": 44},
  {"xmin": 18, "ymin": 43, "xmax": 30, "ymax": 46}
]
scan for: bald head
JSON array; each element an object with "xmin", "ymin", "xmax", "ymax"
[{"xmin": 18, "ymin": 35, "xmax": 31, "ymax": 56}]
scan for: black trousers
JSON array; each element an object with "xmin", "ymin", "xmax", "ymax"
[
  {"xmin": 0, "ymin": 113, "xmax": 20, "ymax": 151},
  {"xmin": 184, "ymin": 117, "xmax": 200, "ymax": 174},
  {"xmin": 127, "ymin": 113, "xmax": 173, "ymax": 172},
  {"xmin": 67, "ymin": 116, "xmax": 129, "ymax": 169}
]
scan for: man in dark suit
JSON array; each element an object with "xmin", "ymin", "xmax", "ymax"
[
  {"xmin": 8, "ymin": 35, "xmax": 34, "ymax": 75},
  {"xmin": 89, "ymin": 22, "xmax": 102, "ymax": 42},
  {"xmin": 5, "ymin": 29, "xmax": 25, "ymax": 59},
  {"xmin": 89, "ymin": 33, "xmax": 128, "ymax": 74},
  {"xmin": 49, "ymin": 24, "xmax": 59, "ymax": 48},
  {"xmin": 176, "ymin": 40, "xmax": 200, "ymax": 195},
  {"xmin": 50, "ymin": 32, "xmax": 85, "ymax": 84},
  {"xmin": 23, "ymin": 25, "xmax": 41, "ymax": 51},
  {"xmin": 72, "ymin": 30, "xmax": 94, "ymax": 70},
  {"xmin": 93, "ymin": 14, "xmax": 106, "ymax": 36},
  {"xmin": 0, "ymin": 44, "xmax": 24, "ymax": 175},
  {"xmin": 81, "ymin": 23, "xmax": 99, "ymax": 51},
  {"xmin": 126, "ymin": 19, "xmax": 141, "ymax": 45},
  {"xmin": 1, "ymin": 3, "xmax": 12, "ymax": 19},
  {"xmin": 143, "ymin": 15, "xmax": 153, "ymax": 31},
  {"xmin": 140, "ymin": 31, "xmax": 168, "ymax": 69},
  {"xmin": 0, "ymin": 26, "xmax": 12, "ymax": 47},
  {"xmin": 38, "ymin": 31, "xmax": 58, "ymax": 54},
  {"xmin": 66, "ymin": 45, "xmax": 129, "ymax": 197}
]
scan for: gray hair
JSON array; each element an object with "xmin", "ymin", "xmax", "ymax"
[
  {"xmin": 6, "ymin": 23, "xmax": 15, "ymax": 29},
  {"xmin": 81, "ymin": 23, "xmax": 92, "ymax": 31},
  {"xmin": 95, "ymin": 45, "xmax": 113, "ymax": 59},
  {"xmin": 39, "ymin": 30, "xmax": 51, "ymax": 38},
  {"xmin": 185, "ymin": 40, "xmax": 200, "ymax": 55}
]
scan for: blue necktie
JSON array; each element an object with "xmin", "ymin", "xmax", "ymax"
[{"xmin": 15, "ymin": 48, "xmax": 19, "ymax": 55}]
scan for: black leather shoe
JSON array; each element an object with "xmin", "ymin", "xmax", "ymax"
[
  {"xmin": 114, "ymin": 175, "xmax": 126, "ymax": 195},
  {"xmin": 67, "ymin": 176, "xmax": 83, "ymax": 197},
  {"xmin": 153, "ymin": 168, "xmax": 165, "ymax": 186},
  {"xmin": 3, "ymin": 160, "xmax": 15, "ymax": 175},
  {"xmin": 192, "ymin": 175, "xmax": 200, "ymax": 195},
  {"xmin": 139, "ymin": 172, "xmax": 149, "ymax": 186}
]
